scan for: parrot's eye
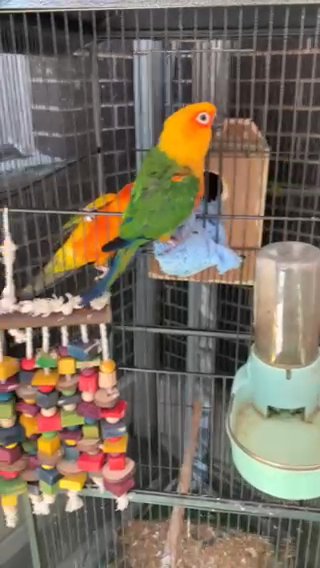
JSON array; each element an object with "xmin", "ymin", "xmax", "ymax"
[{"xmin": 196, "ymin": 112, "xmax": 211, "ymax": 126}]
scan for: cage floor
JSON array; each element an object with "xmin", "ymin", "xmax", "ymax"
[{"xmin": 120, "ymin": 519, "xmax": 294, "ymax": 568}]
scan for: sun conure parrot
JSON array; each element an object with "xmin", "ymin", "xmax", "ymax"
[
  {"xmin": 81, "ymin": 102, "xmax": 217, "ymax": 305},
  {"xmin": 21, "ymin": 183, "xmax": 133, "ymax": 296}
]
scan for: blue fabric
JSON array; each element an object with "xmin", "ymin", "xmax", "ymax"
[{"xmin": 153, "ymin": 200, "xmax": 242, "ymax": 278}]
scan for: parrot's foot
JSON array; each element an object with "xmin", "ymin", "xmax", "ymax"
[
  {"xmin": 167, "ymin": 237, "xmax": 179, "ymax": 248},
  {"xmin": 94, "ymin": 265, "xmax": 109, "ymax": 280}
]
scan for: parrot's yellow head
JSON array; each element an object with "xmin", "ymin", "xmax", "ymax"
[{"xmin": 158, "ymin": 102, "xmax": 217, "ymax": 179}]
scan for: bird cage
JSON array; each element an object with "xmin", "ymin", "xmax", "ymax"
[{"xmin": 0, "ymin": 3, "xmax": 320, "ymax": 568}]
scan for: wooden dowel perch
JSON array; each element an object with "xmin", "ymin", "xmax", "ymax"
[
  {"xmin": 0, "ymin": 306, "xmax": 111, "ymax": 330},
  {"xmin": 162, "ymin": 400, "xmax": 202, "ymax": 568}
]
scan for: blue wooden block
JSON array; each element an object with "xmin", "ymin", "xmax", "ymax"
[
  {"xmin": 63, "ymin": 445, "xmax": 80, "ymax": 461},
  {"xmin": 36, "ymin": 390, "xmax": 59, "ymax": 409},
  {"xmin": 19, "ymin": 370, "xmax": 34, "ymax": 385},
  {"xmin": 101, "ymin": 420, "xmax": 127, "ymax": 440},
  {"xmin": 84, "ymin": 418, "xmax": 97, "ymax": 425},
  {"xmin": 0, "ymin": 423, "xmax": 25, "ymax": 445},
  {"xmin": 67, "ymin": 340, "xmax": 101, "ymax": 362},
  {"xmin": 0, "ymin": 393, "xmax": 13, "ymax": 402},
  {"xmin": 57, "ymin": 393, "xmax": 81, "ymax": 407},
  {"xmin": 38, "ymin": 467, "xmax": 62, "ymax": 485}
]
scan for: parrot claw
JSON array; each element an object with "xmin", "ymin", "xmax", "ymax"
[{"xmin": 94, "ymin": 266, "xmax": 109, "ymax": 280}]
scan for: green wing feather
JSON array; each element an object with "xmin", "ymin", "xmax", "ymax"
[{"xmin": 120, "ymin": 147, "xmax": 199, "ymax": 242}]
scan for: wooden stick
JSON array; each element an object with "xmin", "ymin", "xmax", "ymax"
[
  {"xmin": 0, "ymin": 306, "xmax": 111, "ymax": 330},
  {"xmin": 162, "ymin": 400, "xmax": 202, "ymax": 568}
]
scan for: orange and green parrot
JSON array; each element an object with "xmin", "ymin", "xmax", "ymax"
[
  {"xmin": 81, "ymin": 102, "xmax": 217, "ymax": 305},
  {"xmin": 22, "ymin": 182, "xmax": 133, "ymax": 296}
]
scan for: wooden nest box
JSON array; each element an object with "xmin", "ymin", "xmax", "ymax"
[{"xmin": 149, "ymin": 119, "xmax": 270, "ymax": 286}]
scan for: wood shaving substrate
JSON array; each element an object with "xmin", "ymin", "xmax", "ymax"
[{"xmin": 120, "ymin": 520, "xmax": 289, "ymax": 568}]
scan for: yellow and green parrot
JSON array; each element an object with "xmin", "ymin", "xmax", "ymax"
[
  {"xmin": 21, "ymin": 182, "xmax": 134, "ymax": 296},
  {"xmin": 81, "ymin": 101, "xmax": 217, "ymax": 305}
]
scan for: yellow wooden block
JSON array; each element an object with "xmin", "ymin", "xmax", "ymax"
[
  {"xmin": 2, "ymin": 495, "xmax": 18, "ymax": 507},
  {"xmin": 32, "ymin": 370, "xmax": 59, "ymax": 387},
  {"xmin": 64, "ymin": 439, "xmax": 77, "ymax": 447},
  {"xmin": 38, "ymin": 435, "xmax": 60, "ymax": 456},
  {"xmin": 19, "ymin": 414, "xmax": 38, "ymax": 438},
  {"xmin": 58, "ymin": 357, "xmax": 76, "ymax": 375},
  {"xmin": 59, "ymin": 473, "xmax": 87, "ymax": 492},
  {"xmin": 102, "ymin": 435, "xmax": 128, "ymax": 454},
  {"xmin": 0, "ymin": 357, "xmax": 19, "ymax": 382}
]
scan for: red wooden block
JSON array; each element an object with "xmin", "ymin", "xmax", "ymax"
[
  {"xmin": 108, "ymin": 454, "xmax": 126, "ymax": 471},
  {"xmin": 27, "ymin": 455, "xmax": 39, "ymax": 469},
  {"xmin": 38, "ymin": 386, "xmax": 55, "ymax": 394},
  {"xmin": 103, "ymin": 476, "xmax": 134, "ymax": 497},
  {"xmin": 37, "ymin": 411, "xmax": 62, "ymax": 433},
  {"xmin": 0, "ymin": 470, "xmax": 20, "ymax": 480},
  {"xmin": 100, "ymin": 400, "xmax": 127, "ymax": 422},
  {"xmin": 77, "ymin": 452, "xmax": 104, "ymax": 473},
  {"xmin": 21, "ymin": 358, "xmax": 36, "ymax": 371},
  {"xmin": 78, "ymin": 370, "xmax": 98, "ymax": 393}
]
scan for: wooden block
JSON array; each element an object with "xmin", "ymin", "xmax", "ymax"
[
  {"xmin": 36, "ymin": 353, "xmax": 58, "ymax": 369},
  {"xmin": 104, "ymin": 476, "xmax": 135, "ymax": 497},
  {"xmin": 67, "ymin": 340, "xmax": 101, "ymax": 362},
  {"xmin": 102, "ymin": 457, "xmax": 135, "ymax": 483},
  {"xmin": 0, "ymin": 456, "xmax": 27, "ymax": 473},
  {"xmin": 37, "ymin": 385, "xmax": 55, "ymax": 394},
  {"xmin": 0, "ymin": 477, "xmax": 27, "ymax": 496},
  {"xmin": 56, "ymin": 459, "xmax": 82, "ymax": 476},
  {"xmin": 63, "ymin": 445, "xmax": 79, "ymax": 461},
  {"xmin": 82, "ymin": 424, "xmax": 100, "ymax": 439},
  {"xmin": 57, "ymin": 375, "xmax": 79, "ymax": 392},
  {"xmin": 36, "ymin": 390, "xmax": 59, "ymax": 409},
  {"xmin": 37, "ymin": 412, "xmax": 62, "ymax": 433},
  {"xmin": 58, "ymin": 357, "xmax": 76, "ymax": 376},
  {"xmin": 77, "ymin": 438, "xmax": 100, "ymax": 454},
  {"xmin": 0, "ymin": 470, "xmax": 19, "ymax": 480},
  {"xmin": 16, "ymin": 385, "xmax": 37, "ymax": 402},
  {"xmin": 102, "ymin": 435, "xmax": 128, "ymax": 455},
  {"xmin": 22, "ymin": 440, "xmax": 37, "ymax": 455},
  {"xmin": 0, "ymin": 423, "xmax": 25, "ymax": 445},
  {"xmin": 57, "ymin": 393, "xmax": 81, "ymax": 408},
  {"xmin": 37, "ymin": 450, "xmax": 61, "ymax": 467},
  {"xmin": 19, "ymin": 370, "xmax": 34, "ymax": 385},
  {"xmin": 32, "ymin": 370, "xmax": 59, "ymax": 388},
  {"xmin": 61, "ymin": 410, "xmax": 85, "ymax": 428},
  {"xmin": 0, "ymin": 357, "xmax": 19, "ymax": 382},
  {"xmin": 60, "ymin": 428, "xmax": 82, "ymax": 442},
  {"xmin": 0, "ymin": 417, "xmax": 16, "ymax": 429},
  {"xmin": 38, "ymin": 434, "xmax": 60, "ymax": 456},
  {"xmin": 39, "ymin": 480, "xmax": 59, "ymax": 495},
  {"xmin": 21, "ymin": 358, "xmax": 36, "ymax": 371},
  {"xmin": 77, "ymin": 401, "xmax": 101, "ymax": 420},
  {"xmin": 16, "ymin": 402, "xmax": 38, "ymax": 417},
  {"xmin": 101, "ymin": 420, "xmax": 126, "ymax": 440},
  {"xmin": 108, "ymin": 453, "xmax": 126, "ymax": 471},
  {"xmin": 77, "ymin": 452, "xmax": 104, "ymax": 473},
  {"xmin": 0, "ymin": 393, "xmax": 12, "ymax": 402},
  {"xmin": 100, "ymin": 400, "xmax": 127, "ymax": 423},
  {"xmin": 0, "ymin": 377, "xmax": 18, "ymax": 393},
  {"xmin": 22, "ymin": 469, "xmax": 38, "ymax": 482},
  {"xmin": 98, "ymin": 363, "xmax": 117, "ymax": 391},
  {"xmin": 0, "ymin": 445, "xmax": 22, "ymax": 465},
  {"xmin": 1, "ymin": 494, "xmax": 18, "ymax": 507},
  {"xmin": 38, "ymin": 467, "xmax": 61, "ymax": 485},
  {"xmin": 59, "ymin": 472, "xmax": 87, "ymax": 492},
  {"xmin": 94, "ymin": 388, "xmax": 119, "ymax": 409},
  {"xmin": 0, "ymin": 400, "xmax": 15, "ymax": 419},
  {"xmin": 78, "ymin": 369, "xmax": 98, "ymax": 393}
]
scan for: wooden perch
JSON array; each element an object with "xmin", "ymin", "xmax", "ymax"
[
  {"xmin": 0, "ymin": 306, "xmax": 111, "ymax": 330},
  {"xmin": 162, "ymin": 400, "xmax": 202, "ymax": 568}
]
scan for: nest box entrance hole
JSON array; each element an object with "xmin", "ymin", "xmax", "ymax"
[{"xmin": 205, "ymin": 171, "xmax": 221, "ymax": 203}]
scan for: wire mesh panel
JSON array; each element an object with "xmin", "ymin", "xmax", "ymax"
[{"xmin": 0, "ymin": 4, "xmax": 320, "ymax": 566}]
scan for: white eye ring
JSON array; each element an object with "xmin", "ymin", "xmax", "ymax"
[{"xmin": 196, "ymin": 112, "xmax": 210, "ymax": 125}]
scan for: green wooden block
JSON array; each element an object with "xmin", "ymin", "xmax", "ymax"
[
  {"xmin": 82, "ymin": 424, "xmax": 99, "ymax": 439},
  {"xmin": 0, "ymin": 400, "xmax": 14, "ymax": 419},
  {"xmin": 37, "ymin": 354, "xmax": 58, "ymax": 369},
  {"xmin": 0, "ymin": 477, "xmax": 27, "ymax": 496},
  {"xmin": 39, "ymin": 480, "xmax": 59, "ymax": 496},
  {"xmin": 61, "ymin": 410, "xmax": 85, "ymax": 428},
  {"xmin": 22, "ymin": 440, "xmax": 37, "ymax": 455}
]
